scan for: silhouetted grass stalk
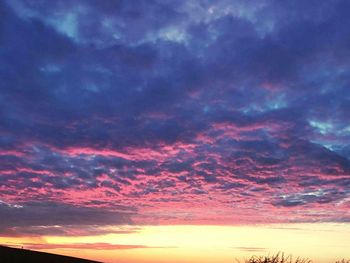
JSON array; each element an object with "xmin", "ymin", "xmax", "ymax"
[{"xmin": 245, "ymin": 252, "xmax": 349, "ymax": 263}]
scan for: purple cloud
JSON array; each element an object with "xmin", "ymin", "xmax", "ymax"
[{"xmin": 0, "ymin": 0, "xmax": 350, "ymax": 234}]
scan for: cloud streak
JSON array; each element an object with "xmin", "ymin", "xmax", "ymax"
[{"xmin": 21, "ymin": 242, "xmax": 169, "ymax": 250}]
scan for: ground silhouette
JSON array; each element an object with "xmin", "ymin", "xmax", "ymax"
[{"xmin": 0, "ymin": 245, "xmax": 102, "ymax": 263}]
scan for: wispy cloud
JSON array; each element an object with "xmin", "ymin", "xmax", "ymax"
[
  {"xmin": 232, "ymin": 247, "xmax": 267, "ymax": 252},
  {"xmin": 21, "ymin": 242, "xmax": 173, "ymax": 250}
]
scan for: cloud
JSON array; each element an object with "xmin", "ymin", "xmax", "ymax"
[
  {"xmin": 0, "ymin": 201, "xmax": 135, "ymax": 236},
  {"xmin": 21, "ymin": 242, "xmax": 170, "ymax": 250},
  {"xmin": 0, "ymin": 0, "xmax": 350, "ymax": 229},
  {"xmin": 232, "ymin": 247, "xmax": 267, "ymax": 252}
]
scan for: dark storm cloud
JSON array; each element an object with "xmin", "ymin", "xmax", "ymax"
[{"xmin": 1, "ymin": 0, "xmax": 350, "ymax": 226}]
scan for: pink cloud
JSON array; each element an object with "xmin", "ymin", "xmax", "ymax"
[{"xmin": 22, "ymin": 242, "xmax": 170, "ymax": 250}]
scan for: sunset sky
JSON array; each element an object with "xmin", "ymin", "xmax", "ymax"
[{"xmin": 1, "ymin": 0, "xmax": 350, "ymax": 262}]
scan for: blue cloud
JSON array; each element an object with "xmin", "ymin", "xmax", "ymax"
[{"xmin": 1, "ymin": 0, "xmax": 350, "ymax": 229}]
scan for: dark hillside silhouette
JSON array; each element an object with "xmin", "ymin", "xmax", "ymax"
[{"xmin": 0, "ymin": 245, "xmax": 102, "ymax": 263}]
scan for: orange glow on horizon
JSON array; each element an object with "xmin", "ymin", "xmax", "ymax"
[{"xmin": 1, "ymin": 223, "xmax": 350, "ymax": 263}]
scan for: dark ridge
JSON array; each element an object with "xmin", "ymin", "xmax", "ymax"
[{"xmin": 0, "ymin": 245, "xmax": 102, "ymax": 263}]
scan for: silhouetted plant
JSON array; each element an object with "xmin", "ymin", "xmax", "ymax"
[
  {"xmin": 246, "ymin": 252, "xmax": 312, "ymax": 263},
  {"xmin": 335, "ymin": 260, "xmax": 350, "ymax": 263}
]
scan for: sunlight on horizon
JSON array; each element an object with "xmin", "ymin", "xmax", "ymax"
[{"xmin": 2, "ymin": 223, "xmax": 350, "ymax": 263}]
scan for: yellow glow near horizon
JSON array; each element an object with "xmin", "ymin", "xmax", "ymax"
[{"xmin": 1, "ymin": 223, "xmax": 350, "ymax": 263}]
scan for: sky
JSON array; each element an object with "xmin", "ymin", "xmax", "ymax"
[{"xmin": 0, "ymin": 0, "xmax": 350, "ymax": 262}]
